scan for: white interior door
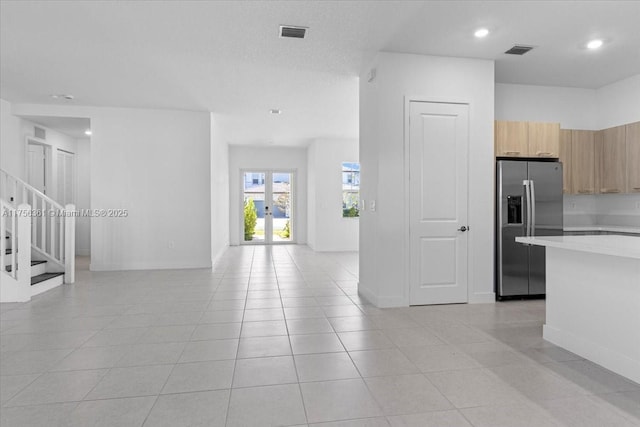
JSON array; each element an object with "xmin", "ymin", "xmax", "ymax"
[
  {"xmin": 27, "ymin": 143, "xmax": 47, "ymax": 194},
  {"xmin": 409, "ymin": 101, "xmax": 469, "ymax": 305},
  {"xmin": 57, "ymin": 150, "xmax": 75, "ymax": 205}
]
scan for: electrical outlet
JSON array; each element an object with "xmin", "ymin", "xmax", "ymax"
[
  {"xmin": 370, "ymin": 200, "xmax": 376, "ymax": 212},
  {"xmin": 570, "ymin": 203, "xmax": 576, "ymax": 209},
  {"xmin": 636, "ymin": 201, "xmax": 640, "ymax": 209}
]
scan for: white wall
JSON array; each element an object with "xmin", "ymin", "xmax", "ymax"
[
  {"xmin": 307, "ymin": 138, "xmax": 359, "ymax": 252},
  {"xmin": 359, "ymin": 52, "xmax": 495, "ymax": 307},
  {"xmin": 496, "ymin": 75, "xmax": 640, "ymax": 130},
  {"xmin": 0, "ymin": 99, "xmax": 23, "ymax": 178},
  {"xmin": 210, "ymin": 114, "xmax": 230, "ymax": 265},
  {"xmin": 228, "ymin": 146, "xmax": 307, "ymax": 246},
  {"xmin": 75, "ymin": 138, "xmax": 91, "ymax": 256},
  {"xmin": 596, "ymin": 74, "xmax": 640, "ymax": 129},
  {"xmin": 495, "ymin": 83, "xmax": 598, "ymax": 130},
  {"xmin": 308, "ymin": 144, "xmax": 317, "ymax": 249},
  {"xmin": 10, "ymin": 102, "xmax": 212, "ymax": 271}
]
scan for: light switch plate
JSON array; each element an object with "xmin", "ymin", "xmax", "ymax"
[{"xmin": 370, "ymin": 200, "xmax": 376, "ymax": 212}]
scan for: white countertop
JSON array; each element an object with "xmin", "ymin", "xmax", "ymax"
[
  {"xmin": 564, "ymin": 225, "xmax": 640, "ymax": 234},
  {"xmin": 516, "ymin": 235, "xmax": 640, "ymax": 259}
]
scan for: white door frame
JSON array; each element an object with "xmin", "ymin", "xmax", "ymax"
[
  {"xmin": 239, "ymin": 168, "xmax": 296, "ymax": 245},
  {"xmin": 403, "ymin": 96, "xmax": 471, "ymax": 306}
]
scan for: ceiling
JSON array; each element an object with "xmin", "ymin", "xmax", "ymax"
[{"xmin": 2, "ymin": 1, "xmax": 639, "ymax": 145}]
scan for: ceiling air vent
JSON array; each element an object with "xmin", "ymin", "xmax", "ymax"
[
  {"xmin": 504, "ymin": 45, "xmax": 535, "ymax": 55},
  {"xmin": 280, "ymin": 25, "xmax": 307, "ymax": 39},
  {"xmin": 34, "ymin": 126, "xmax": 46, "ymax": 140}
]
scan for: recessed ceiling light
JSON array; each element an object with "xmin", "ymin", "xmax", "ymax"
[
  {"xmin": 270, "ymin": 109, "xmax": 282, "ymax": 115},
  {"xmin": 587, "ymin": 39, "xmax": 603, "ymax": 50},
  {"xmin": 474, "ymin": 28, "xmax": 490, "ymax": 38},
  {"xmin": 50, "ymin": 94, "xmax": 74, "ymax": 100},
  {"xmin": 84, "ymin": 129, "xmax": 92, "ymax": 136}
]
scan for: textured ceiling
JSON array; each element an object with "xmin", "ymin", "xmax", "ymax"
[{"xmin": 1, "ymin": 1, "xmax": 639, "ymax": 145}]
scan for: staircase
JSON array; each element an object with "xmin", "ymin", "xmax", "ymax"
[
  {"xmin": 4, "ymin": 241, "xmax": 65, "ymax": 292},
  {"xmin": 1, "ymin": 169, "xmax": 75, "ymax": 302}
]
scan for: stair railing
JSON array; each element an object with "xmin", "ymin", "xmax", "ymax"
[
  {"xmin": 0, "ymin": 168, "xmax": 75, "ymax": 283},
  {"xmin": 0, "ymin": 201, "xmax": 31, "ymax": 302}
]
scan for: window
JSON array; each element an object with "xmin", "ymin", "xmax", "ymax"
[{"xmin": 342, "ymin": 162, "xmax": 360, "ymax": 217}]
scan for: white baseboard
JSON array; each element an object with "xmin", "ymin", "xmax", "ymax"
[
  {"xmin": 357, "ymin": 286, "xmax": 378, "ymax": 306},
  {"xmin": 469, "ymin": 291, "xmax": 496, "ymax": 304},
  {"xmin": 90, "ymin": 259, "xmax": 212, "ymax": 271},
  {"xmin": 314, "ymin": 245, "xmax": 359, "ymax": 252},
  {"xmin": 211, "ymin": 243, "xmax": 230, "ymax": 268},
  {"xmin": 376, "ymin": 295, "xmax": 407, "ymax": 308},
  {"xmin": 357, "ymin": 287, "xmax": 407, "ymax": 308}
]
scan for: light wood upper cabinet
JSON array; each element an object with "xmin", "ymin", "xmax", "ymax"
[
  {"xmin": 599, "ymin": 125, "xmax": 627, "ymax": 194},
  {"xmin": 495, "ymin": 121, "xmax": 528, "ymax": 157},
  {"xmin": 626, "ymin": 122, "xmax": 640, "ymax": 193},
  {"xmin": 559, "ymin": 129, "xmax": 572, "ymax": 193},
  {"xmin": 594, "ymin": 130, "xmax": 603, "ymax": 195},
  {"xmin": 571, "ymin": 130, "xmax": 596, "ymax": 195},
  {"xmin": 497, "ymin": 120, "xmax": 638, "ymax": 194},
  {"xmin": 529, "ymin": 122, "xmax": 560, "ymax": 158},
  {"xmin": 495, "ymin": 121, "xmax": 559, "ymax": 158}
]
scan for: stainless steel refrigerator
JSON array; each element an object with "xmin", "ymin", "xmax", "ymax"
[{"xmin": 496, "ymin": 160, "xmax": 563, "ymax": 299}]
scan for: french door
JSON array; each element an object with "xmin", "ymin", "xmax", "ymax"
[{"xmin": 242, "ymin": 170, "xmax": 294, "ymax": 244}]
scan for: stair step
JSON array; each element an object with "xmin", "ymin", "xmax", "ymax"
[
  {"xmin": 5, "ymin": 260, "xmax": 46, "ymax": 273},
  {"xmin": 31, "ymin": 272, "xmax": 64, "ymax": 286}
]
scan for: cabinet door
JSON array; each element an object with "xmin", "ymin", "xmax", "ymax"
[
  {"xmin": 495, "ymin": 121, "xmax": 528, "ymax": 157},
  {"xmin": 529, "ymin": 122, "xmax": 560, "ymax": 158},
  {"xmin": 600, "ymin": 125, "xmax": 627, "ymax": 194},
  {"xmin": 626, "ymin": 122, "xmax": 640, "ymax": 193},
  {"xmin": 559, "ymin": 129, "xmax": 572, "ymax": 193},
  {"xmin": 571, "ymin": 130, "xmax": 596, "ymax": 195}
]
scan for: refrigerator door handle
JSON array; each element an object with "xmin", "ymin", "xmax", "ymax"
[
  {"xmin": 530, "ymin": 179, "xmax": 536, "ymax": 236},
  {"xmin": 523, "ymin": 180, "xmax": 531, "ymax": 237}
]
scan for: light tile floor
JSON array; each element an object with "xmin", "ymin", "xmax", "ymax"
[{"xmin": 1, "ymin": 246, "xmax": 639, "ymax": 426}]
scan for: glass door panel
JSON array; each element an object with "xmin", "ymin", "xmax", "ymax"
[
  {"xmin": 243, "ymin": 172, "xmax": 266, "ymax": 242},
  {"xmin": 272, "ymin": 172, "xmax": 292, "ymax": 242}
]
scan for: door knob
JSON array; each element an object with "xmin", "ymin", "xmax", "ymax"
[{"xmin": 458, "ymin": 226, "xmax": 468, "ymax": 232}]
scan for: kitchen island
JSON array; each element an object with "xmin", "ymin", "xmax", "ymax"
[{"xmin": 516, "ymin": 235, "xmax": 640, "ymax": 384}]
